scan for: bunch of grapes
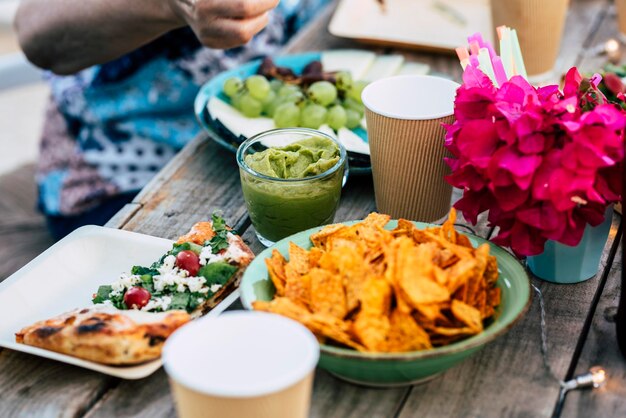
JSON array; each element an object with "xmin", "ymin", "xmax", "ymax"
[{"xmin": 223, "ymin": 72, "xmax": 368, "ymax": 131}]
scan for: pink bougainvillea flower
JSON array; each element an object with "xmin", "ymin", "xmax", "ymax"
[
  {"xmin": 444, "ymin": 65, "xmax": 626, "ymax": 257},
  {"xmin": 603, "ymin": 73, "xmax": 625, "ymax": 95}
]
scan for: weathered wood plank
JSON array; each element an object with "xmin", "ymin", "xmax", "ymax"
[
  {"xmin": 120, "ymin": 136, "xmax": 249, "ymax": 240},
  {"xmin": 0, "ymin": 164, "xmax": 55, "ymax": 282},
  {"xmin": 559, "ymin": 231, "xmax": 624, "ymax": 417},
  {"xmin": 0, "ymin": 350, "xmax": 115, "ymax": 418},
  {"xmin": 558, "ymin": 3, "xmax": 626, "ymax": 415},
  {"xmin": 2, "ymin": 1, "xmax": 614, "ymax": 418},
  {"xmin": 0, "ymin": 136, "xmax": 249, "ymax": 418},
  {"xmin": 105, "ymin": 203, "xmax": 142, "ymax": 230}
]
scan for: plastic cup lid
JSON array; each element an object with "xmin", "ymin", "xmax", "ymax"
[
  {"xmin": 162, "ymin": 311, "xmax": 320, "ymax": 398},
  {"xmin": 361, "ymin": 74, "xmax": 460, "ymax": 120}
]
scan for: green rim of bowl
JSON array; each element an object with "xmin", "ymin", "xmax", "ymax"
[{"xmin": 240, "ymin": 220, "xmax": 532, "ymax": 361}]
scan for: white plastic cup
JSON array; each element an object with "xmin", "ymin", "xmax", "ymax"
[
  {"xmin": 163, "ymin": 311, "xmax": 320, "ymax": 418},
  {"xmin": 361, "ymin": 75, "xmax": 459, "ymax": 222}
]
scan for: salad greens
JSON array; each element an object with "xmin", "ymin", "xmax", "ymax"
[{"xmin": 91, "ymin": 213, "xmax": 238, "ymax": 313}]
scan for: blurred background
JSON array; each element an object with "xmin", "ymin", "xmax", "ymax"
[
  {"xmin": 0, "ymin": 0, "xmax": 46, "ymax": 174},
  {"xmin": 0, "ymin": 0, "xmax": 54, "ymax": 280}
]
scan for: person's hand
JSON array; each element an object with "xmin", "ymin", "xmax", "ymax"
[{"xmin": 168, "ymin": 0, "xmax": 280, "ymax": 49}]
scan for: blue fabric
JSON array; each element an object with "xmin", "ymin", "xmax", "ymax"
[{"xmin": 38, "ymin": 1, "xmax": 327, "ymax": 217}]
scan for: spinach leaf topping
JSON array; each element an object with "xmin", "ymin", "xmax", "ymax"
[{"xmin": 207, "ymin": 212, "xmax": 230, "ymax": 254}]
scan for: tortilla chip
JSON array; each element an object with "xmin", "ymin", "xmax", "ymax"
[
  {"xmin": 451, "ymin": 300, "xmax": 483, "ymax": 333},
  {"xmin": 361, "ymin": 212, "xmax": 391, "ymax": 229},
  {"xmin": 309, "ymin": 268, "xmax": 347, "ymax": 319},
  {"xmin": 288, "ymin": 242, "xmax": 310, "ymax": 275},
  {"xmin": 255, "ymin": 209, "xmax": 501, "ymax": 354},
  {"xmin": 265, "ymin": 250, "xmax": 287, "ymax": 297},
  {"xmin": 253, "ymin": 297, "xmax": 310, "ymax": 321},
  {"xmin": 310, "ymin": 223, "xmax": 347, "ymax": 250},
  {"xmin": 445, "ymin": 258, "xmax": 478, "ymax": 295},
  {"xmin": 488, "ymin": 286, "xmax": 501, "ymax": 307},
  {"xmin": 308, "ymin": 247, "xmax": 323, "ymax": 268},
  {"xmin": 441, "ymin": 208, "xmax": 458, "ymax": 244},
  {"xmin": 360, "ymin": 276, "xmax": 392, "ymax": 316},
  {"xmin": 392, "ymin": 219, "xmax": 418, "ymax": 238},
  {"xmin": 398, "ymin": 241, "xmax": 450, "ymax": 306},
  {"xmin": 285, "ymin": 270, "xmax": 311, "ymax": 308},
  {"xmin": 353, "ymin": 312, "xmax": 390, "ymax": 351},
  {"xmin": 387, "ymin": 309, "xmax": 432, "ymax": 352},
  {"xmin": 307, "ymin": 313, "xmax": 365, "ymax": 350}
]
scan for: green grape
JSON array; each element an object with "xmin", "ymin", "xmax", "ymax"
[
  {"xmin": 273, "ymin": 102, "xmax": 301, "ymax": 128},
  {"xmin": 261, "ymin": 90, "xmax": 278, "ymax": 116},
  {"xmin": 230, "ymin": 91, "xmax": 245, "ymax": 111},
  {"xmin": 281, "ymin": 90, "xmax": 306, "ymax": 106},
  {"xmin": 277, "ymin": 84, "xmax": 300, "ymax": 98},
  {"xmin": 223, "ymin": 77, "xmax": 243, "ymax": 98},
  {"xmin": 245, "ymin": 75, "xmax": 271, "ymax": 101},
  {"xmin": 264, "ymin": 97, "xmax": 282, "ymax": 118},
  {"xmin": 269, "ymin": 79, "xmax": 283, "ymax": 92},
  {"xmin": 343, "ymin": 97, "xmax": 365, "ymax": 117},
  {"xmin": 300, "ymin": 103, "xmax": 328, "ymax": 129},
  {"xmin": 335, "ymin": 71, "xmax": 353, "ymax": 92},
  {"xmin": 347, "ymin": 80, "xmax": 368, "ymax": 104},
  {"xmin": 327, "ymin": 105, "xmax": 347, "ymax": 130},
  {"xmin": 307, "ymin": 81, "xmax": 337, "ymax": 106},
  {"xmin": 239, "ymin": 93, "xmax": 263, "ymax": 118},
  {"xmin": 260, "ymin": 89, "xmax": 276, "ymax": 105},
  {"xmin": 345, "ymin": 108, "xmax": 361, "ymax": 129}
]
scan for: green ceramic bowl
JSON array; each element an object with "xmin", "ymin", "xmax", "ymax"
[{"xmin": 240, "ymin": 220, "xmax": 531, "ymax": 387}]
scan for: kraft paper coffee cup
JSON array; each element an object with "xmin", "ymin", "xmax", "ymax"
[
  {"xmin": 617, "ymin": 0, "xmax": 626, "ymax": 37},
  {"xmin": 362, "ymin": 75, "xmax": 458, "ymax": 223},
  {"xmin": 163, "ymin": 312, "xmax": 319, "ymax": 418},
  {"xmin": 490, "ymin": 0, "xmax": 570, "ymax": 79}
]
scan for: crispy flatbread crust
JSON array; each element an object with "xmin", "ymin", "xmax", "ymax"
[{"xmin": 16, "ymin": 307, "xmax": 190, "ymax": 365}]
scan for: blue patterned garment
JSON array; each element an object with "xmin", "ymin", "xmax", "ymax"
[{"xmin": 37, "ymin": 1, "xmax": 325, "ymax": 216}]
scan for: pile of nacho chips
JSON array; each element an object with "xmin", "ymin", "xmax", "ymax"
[{"xmin": 253, "ymin": 209, "xmax": 501, "ymax": 352}]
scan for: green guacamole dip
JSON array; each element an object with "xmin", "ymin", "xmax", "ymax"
[{"xmin": 240, "ymin": 136, "xmax": 344, "ymax": 243}]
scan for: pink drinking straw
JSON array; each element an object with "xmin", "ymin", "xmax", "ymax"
[
  {"xmin": 456, "ymin": 47, "xmax": 470, "ymax": 69},
  {"xmin": 492, "ymin": 56, "xmax": 508, "ymax": 85},
  {"xmin": 469, "ymin": 41, "xmax": 480, "ymax": 56}
]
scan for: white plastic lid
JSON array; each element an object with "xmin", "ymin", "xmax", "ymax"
[
  {"xmin": 361, "ymin": 74, "xmax": 460, "ymax": 120},
  {"xmin": 162, "ymin": 311, "xmax": 320, "ymax": 398}
]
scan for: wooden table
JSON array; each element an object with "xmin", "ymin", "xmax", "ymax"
[{"xmin": 2, "ymin": 1, "xmax": 625, "ymax": 417}]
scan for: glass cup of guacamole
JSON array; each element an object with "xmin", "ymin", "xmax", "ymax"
[{"xmin": 236, "ymin": 128, "xmax": 347, "ymax": 247}]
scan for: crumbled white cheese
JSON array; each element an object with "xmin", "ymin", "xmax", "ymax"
[
  {"xmin": 153, "ymin": 256, "xmax": 190, "ymax": 292},
  {"xmin": 110, "ymin": 273, "xmax": 141, "ymax": 293},
  {"xmin": 210, "ymin": 284, "xmax": 223, "ymax": 293},
  {"xmin": 199, "ymin": 233, "xmax": 247, "ymax": 266},
  {"xmin": 199, "ymin": 244, "xmax": 226, "ymax": 266},
  {"xmin": 187, "ymin": 276, "xmax": 207, "ymax": 293},
  {"xmin": 162, "ymin": 254, "xmax": 176, "ymax": 270},
  {"xmin": 152, "ymin": 254, "xmax": 212, "ymax": 296},
  {"xmin": 142, "ymin": 295, "xmax": 172, "ymax": 312},
  {"xmin": 223, "ymin": 233, "xmax": 249, "ymax": 262}
]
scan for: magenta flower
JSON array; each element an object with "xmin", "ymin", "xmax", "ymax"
[{"xmin": 445, "ymin": 67, "xmax": 625, "ymax": 256}]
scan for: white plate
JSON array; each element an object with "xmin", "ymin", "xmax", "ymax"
[
  {"xmin": 0, "ymin": 226, "xmax": 239, "ymax": 379},
  {"xmin": 329, "ymin": 0, "xmax": 493, "ymax": 52}
]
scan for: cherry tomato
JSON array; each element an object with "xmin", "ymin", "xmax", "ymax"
[
  {"xmin": 124, "ymin": 286, "xmax": 151, "ymax": 309},
  {"xmin": 176, "ymin": 250, "xmax": 201, "ymax": 276}
]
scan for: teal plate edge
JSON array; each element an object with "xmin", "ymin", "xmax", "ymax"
[{"xmin": 240, "ymin": 220, "xmax": 532, "ymax": 361}]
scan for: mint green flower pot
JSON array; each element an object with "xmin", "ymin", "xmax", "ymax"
[{"xmin": 526, "ymin": 209, "xmax": 613, "ymax": 284}]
